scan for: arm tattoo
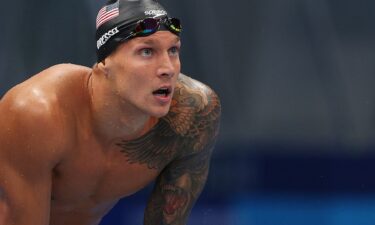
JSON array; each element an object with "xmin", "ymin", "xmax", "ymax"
[
  {"xmin": 116, "ymin": 74, "xmax": 221, "ymax": 170},
  {"xmin": 141, "ymin": 74, "xmax": 221, "ymax": 225}
]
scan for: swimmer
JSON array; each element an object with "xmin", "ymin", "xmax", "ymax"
[{"xmin": 0, "ymin": 0, "xmax": 221, "ymax": 225}]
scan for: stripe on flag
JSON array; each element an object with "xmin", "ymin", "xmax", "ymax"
[{"xmin": 96, "ymin": 1, "xmax": 120, "ymax": 29}]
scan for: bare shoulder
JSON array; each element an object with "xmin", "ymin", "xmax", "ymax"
[
  {"xmin": 0, "ymin": 95, "xmax": 62, "ymax": 169},
  {"xmin": 2, "ymin": 63, "xmax": 90, "ymax": 98},
  {"xmin": 176, "ymin": 73, "xmax": 217, "ymax": 96},
  {"xmin": 0, "ymin": 63, "xmax": 91, "ymax": 120},
  {"xmin": 0, "ymin": 64, "xmax": 90, "ymax": 162},
  {"xmin": 173, "ymin": 73, "xmax": 221, "ymax": 115},
  {"xmin": 165, "ymin": 73, "xmax": 221, "ymax": 152},
  {"xmin": 0, "ymin": 82, "xmax": 66, "ymax": 162}
]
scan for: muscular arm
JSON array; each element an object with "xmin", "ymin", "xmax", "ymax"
[
  {"xmin": 143, "ymin": 75, "xmax": 221, "ymax": 225},
  {"xmin": 0, "ymin": 90, "xmax": 63, "ymax": 225},
  {"xmin": 144, "ymin": 146, "xmax": 213, "ymax": 225}
]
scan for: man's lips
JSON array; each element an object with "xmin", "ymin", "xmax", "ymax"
[
  {"xmin": 152, "ymin": 86, "xmax": 173, "ymax": 104},
  {"xmin": 152, "ymin": 86, "xmax": 172, "ymax": 97}
]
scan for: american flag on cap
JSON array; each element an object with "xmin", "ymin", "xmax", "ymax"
[{"xmin": 96, "ymin": 1, "xmax": 120, "ymax": 29}]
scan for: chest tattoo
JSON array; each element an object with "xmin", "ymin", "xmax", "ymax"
[{"xmin": 116, "ymin": 118, "xmax": 181, "ymax": 170}]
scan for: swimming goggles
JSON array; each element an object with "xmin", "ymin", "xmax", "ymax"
[{"xmin": 121, "ymin": 17, "xmax": 182, "ymax": 41}]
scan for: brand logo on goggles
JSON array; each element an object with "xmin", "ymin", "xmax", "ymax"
[
  {"xmin": 97, "ymin": 27, "xmax": 119, "ymax": 50},
  {"xmin": 144, "ymin": 10, "xmax": 167, "ymax": 17}
]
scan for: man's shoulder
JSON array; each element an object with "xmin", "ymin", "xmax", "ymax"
[
  {"xmin": 39, "ymin": 63, "xmax": 91, "ymax": 77},
  {"xmin": 1, "ymin": 63, "xmax": 91, "ymax": 114},
  {"xmin": 173, "ymin": 73, "xmax": 221, "ymax": 111},
  {"xmin": 0, "ymin": 65, "xmax": 88, "ymax": 162},
  {"xmin": 1, "ymin": 79, "xmax": 56, "ymax": 121},
  {"xmin": 163, "ymin": 73, "xmax": 221, "ymax": 151},
  {"xmin": 0, "ymin": 81, "xmax": 64, "ymax": 140},
  {"xmin": 0, "ymin": 86, "xmax": 65, "ymax": 165},
  {"xmin": 0, "ymin": 63, "xmax": 90, "ymax": 144}
]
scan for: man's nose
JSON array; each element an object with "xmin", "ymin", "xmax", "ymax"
[{"xmin": 157, "ymin": 53, "xmax": 176, "ymax": 78}]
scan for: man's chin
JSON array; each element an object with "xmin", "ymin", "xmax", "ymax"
[{"xmin": 149, "ymin": 106, "xmax": 171, "ymax": 118}]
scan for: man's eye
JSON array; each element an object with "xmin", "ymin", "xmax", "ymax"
[
  {"xmin": 169, "ymin": 47, "xmax": 180, "ymax": 56},
  {"xmin": 140, "ymin": 48, "xmax": 153, "ymax": 56}
]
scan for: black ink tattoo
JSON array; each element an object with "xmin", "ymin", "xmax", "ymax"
[
  {"xmin": 142, "ymin": 74, "xmax": 221, "ymax": 225},
  {"xmin": 116, "ymin": 118, "xmax": 180, "ymax": 170},
  {"xmin": 116, "ymin": 74, "xmax": 221, "ymax": 171}
]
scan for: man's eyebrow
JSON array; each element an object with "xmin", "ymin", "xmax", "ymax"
[
  {"xmin": 174, "ymin": 36, "xmax": 181, "ymax": 43},
  {"xmin": 140, "ymin": 36, "xmax": 181, "ymax": 45},
  {"xmin": 142, "ymin": 39, "xmax": 157, "ymax": 45}
]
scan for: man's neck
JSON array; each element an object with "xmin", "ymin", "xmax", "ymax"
[{"xmin": 87, "ymin": 69, "xmax": 158, "ymax": 145}]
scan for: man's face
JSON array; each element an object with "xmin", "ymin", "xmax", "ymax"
[{"xmin": 104, "ymin": 31, "xmax": 181, "ymax": 118}]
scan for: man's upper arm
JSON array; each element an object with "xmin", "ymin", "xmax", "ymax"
[
  {"xmin": 0, "ymin": 93, "xmax": 63, "ymax": 225},
  {"xmin": 144, "ymin": 78, "xmax": 221, "ymax": 225}
]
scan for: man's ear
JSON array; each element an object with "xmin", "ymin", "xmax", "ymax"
[{"xmin": 97, "ymin": 59, "xmax": 109, "ymax": 75}]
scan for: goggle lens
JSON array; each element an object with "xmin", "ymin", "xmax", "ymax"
[
  {"xmin": 133, "ymin": 17, "xmax": 182, "ymax": 37},
  {"xmin": 135, "ymin": 18, "xmax": 159, "ymax": 35},
  {"xmin": 167, "ymin": 18, "xmax": 182, "ymax": 33}
]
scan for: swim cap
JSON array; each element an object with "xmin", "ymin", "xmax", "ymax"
[{"xmin": 95, "ymin": 0, "xmax": 179, "ymax": 62}]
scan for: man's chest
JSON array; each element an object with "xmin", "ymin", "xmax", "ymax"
[
  {"xmin": 50, "ymin": 141, "xmax": 171, "ymax": 211},
  {"xmin": 49, "ymin": 116, "xmax": 188, "ymax": 210}
]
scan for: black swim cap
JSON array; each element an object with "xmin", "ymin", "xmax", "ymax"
[{"xmin": 95, "ymin": 0, "xmax": 178, "ymax": 62}]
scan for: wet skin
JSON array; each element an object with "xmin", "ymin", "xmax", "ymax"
[{"xmin": 0, "ymin": 31, "xmax": 221, "ymax": 225}]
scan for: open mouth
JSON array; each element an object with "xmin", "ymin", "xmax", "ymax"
[{"xmin": 152, "ymin": 87, "xmax": 171, "ymax": 97}]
